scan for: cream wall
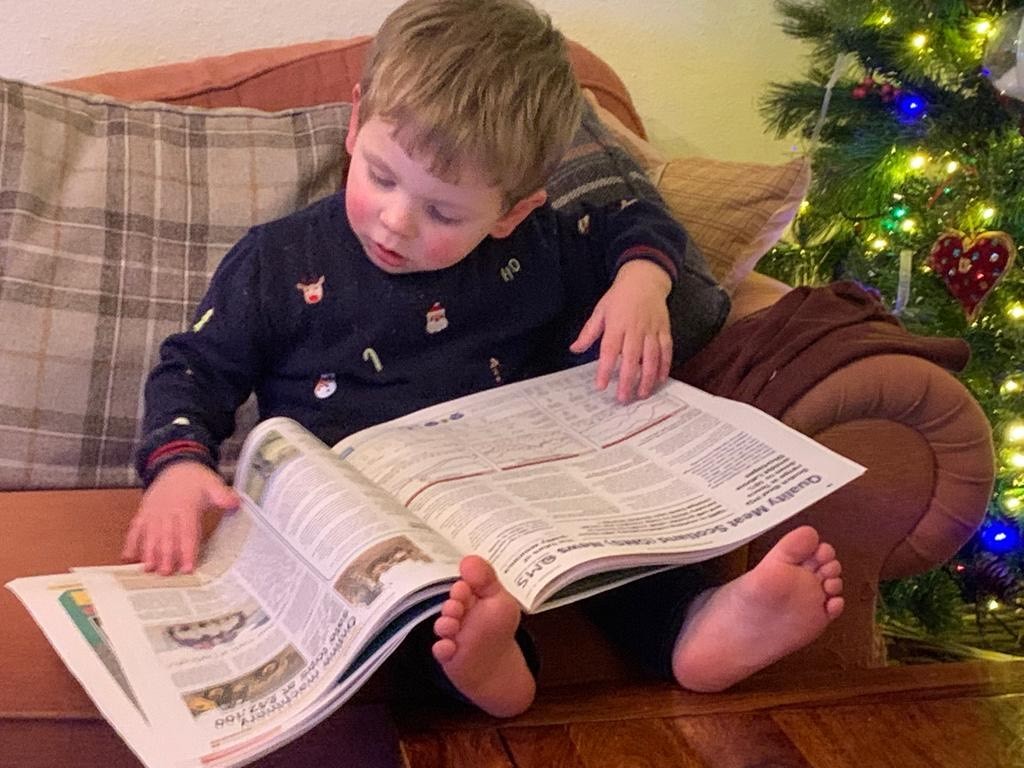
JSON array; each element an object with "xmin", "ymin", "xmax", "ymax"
[{"xmin": 2, "ymin": 0, "xmax": 806, "ymax": 163}]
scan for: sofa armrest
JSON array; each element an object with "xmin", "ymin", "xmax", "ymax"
[
  {"xmin": 735, "ymin": 352, "xmax": 993, "ymax": 671},
  {"xmin": 724, "ymin": 271, "xmax": 791, "ymax": 326},
  {"xmin": 782, "ymin": 354, "xmax": 994, "ymax": 580}
]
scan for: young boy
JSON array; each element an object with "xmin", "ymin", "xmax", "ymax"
[{"xmin": 124, "ymin": 0, "xmax": 843, "ymax": 719}]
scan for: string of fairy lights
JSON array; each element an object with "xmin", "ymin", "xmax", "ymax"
[{"xmin": 761, "ymin": 3, "xmax": 1024, "ymax": 631}]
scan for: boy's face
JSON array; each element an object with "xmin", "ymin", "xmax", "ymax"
[{"xmin": 345, "ymin": 95, "xmax": 545, "ymax": 274}]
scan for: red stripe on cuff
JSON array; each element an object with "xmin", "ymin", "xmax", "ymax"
[
  {"xmin": 145, "ymin": 440, "xmax": 210, "ymax": 471},
  {"xmin": 616, "ymin": 246, "xmax": 678, "ymax": 281}
]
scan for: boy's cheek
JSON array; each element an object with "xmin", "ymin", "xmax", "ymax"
[
  {"xmin": 344, "ymin": 186, "xmax": 374, "ymax": 231},
  {"xmin": 422, "ymin": 233, "xmax": 473, "ymax": 269}
]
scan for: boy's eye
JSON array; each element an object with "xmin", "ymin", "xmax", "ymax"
[
  {"xmin": 368, "ymin": 168, "xmax": 395, "ymax": 188},
  {"xmin": 427, "ymin": 206, "xmax": 461, "ymax": 226}
]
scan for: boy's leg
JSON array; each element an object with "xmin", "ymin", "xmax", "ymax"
[
  {"xmin": 431, "ymin": 556, "xmax": 537, "ymax": 717},
  {"xmin": 581, "ymin": 557, "xmax": 715, "ymax": 681},
  {"xmin": 583, "ymin": 526, "xmax": 844, "ymax": 691}
]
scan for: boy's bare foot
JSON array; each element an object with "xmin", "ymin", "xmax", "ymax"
[
  {"xmin": 432, "ymin": 555, "xmax": 536, "ymax": 717},
  {"xmin": 671, "ymin": 525, "xmax": 844, "ymax": 692}
]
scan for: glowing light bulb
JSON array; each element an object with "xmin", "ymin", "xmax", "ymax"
[
  {"xmin": 1004, "ymin": 495, "xmax": 1023, "ymax": 513},
  {"xmin": 911, "ymin": 33, "xmax": 928, "ymax": 49},
  {"xmin": 871, "ymin": 237, "xmax": 888, "ymax": 250},
  {"xmin": 900, "ymin": 219, "xmax": 916, "ymax": 232},
  {"xmin": 909, "ymin": 153, "xmax": 928, "ymax": 170},
  {"xmin": 1008, "ymin": 304, "xmax": 1024, "ymax": 320},
  {"xmin": 1004, "ymin": 378, "xmax": 1023, "ymax": 394},
  {"xmin": 976, "ymin": 20, "xmax": 992, "ymax": 36},
  {"xmin": 1010, "ymin": 452, "xmax": 1024, "ymax": 469},
  {"xmin": 799, "ymin": 200, "xmax": 810, "ymax": 214},
  {"xmin": 1007, "ymin": 422, "xmax": 1024, "ymax": 442},
  {"xmin": 981, "ymin": 206, "xmax": 996, "ymax": 220},
  {"xmin": 988, "ymin": 599, "xmax": 1001, "ymax": 611},
  {"xmin": 946, "ymin": 160, "xmax": 960, "ymax": 174}
]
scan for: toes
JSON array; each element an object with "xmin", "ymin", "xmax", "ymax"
[
  {"xmin": 450, "ymin": 580, "xmax": 474, "ymax": 605},
  {"xmin": 814, "ymin": 542, "xmax": 837, "ymax": 566},
  {"xmin": 432, "ymin": 637, "xmax": 457, "ymax": 664},
  {"xmin": 816, "ymin": 560, "xmax": 842, "ymax": 580},
  {"xmin": 434, "ymin": 615, "xmax": 461, "ymax": 639},
  {"xmin": 440, "ymin": 598, "xmax": 466, "ymax": 620},
  {"xmin": 801, "ymin": 541, "xmax": 837, "ymax": 572},
  {"xmin": 459, "ymin": 555, "xmax": 501, "ymax": 597},
  {"xmin": 773, "ymin": 525, "xmax": 821, "ymax": 565},
  {"xmin": 823, "ymin": 576, "xmax": 843, "ymax": 598},
  {"xmin": 825, "ymin": 595, "xmax": 845, "ymax": 619}
]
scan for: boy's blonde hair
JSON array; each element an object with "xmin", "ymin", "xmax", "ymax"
[{"xmin": 358, "ymin": 0, "xmax": 583, "ymax": 204}]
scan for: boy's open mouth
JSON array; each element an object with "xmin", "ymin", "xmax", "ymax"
[{"xmin": 370, "ymin": 240, "xmax": 406, "ymax": 268}]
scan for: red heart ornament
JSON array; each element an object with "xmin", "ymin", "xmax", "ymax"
[{"xmin": 928, "ymin": 230, "xmax": 1016, "ymax": 320}]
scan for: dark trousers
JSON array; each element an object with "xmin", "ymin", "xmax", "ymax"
[{"xmin": 580, "ymin": 565, "xmax": 716, "ymax": 680}]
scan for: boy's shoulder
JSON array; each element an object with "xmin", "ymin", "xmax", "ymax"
[
  {"xmin": 253, "ymin": 193, "xmax": 343, "ymax": 237},
  {"xmin": 228, "ymin": 193, "xmax": 349, "ymax": 278},
  {"xmin": 260, "ymin": 192, "xmax": 344, "ymax": 228}
]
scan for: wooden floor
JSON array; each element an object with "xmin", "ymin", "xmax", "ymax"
[
  {"xmin": 5, "ymin": 660, "xmax": 1023, "ymax": 767},
  {"xmin": 394, "ymin": 659, "xmax": 1024, "ymax": 768}
]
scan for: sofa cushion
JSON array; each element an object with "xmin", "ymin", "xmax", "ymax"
[
  {"xmin": 587, "ymin": 98, "xmax": 811, "ymax": 293},
  {"xmin": 0, "ymin": 77, "xmax": 348, "ymax": 489},
  {"xmin": 653, "ymin": 156, "xmax": 810, "ymax": 292}
]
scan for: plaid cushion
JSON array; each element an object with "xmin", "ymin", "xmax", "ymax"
[
  {"xmin": 0, "ymin": 77, "xmax": 348, "ymax": 489},
  {"xmin": 0, "ymin": 81, "xmax": 723, "ymax": 490}
]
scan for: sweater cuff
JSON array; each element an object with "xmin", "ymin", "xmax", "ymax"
[
  {"xmin": 140, "ymin": 440, "xmax": 217, "ymax": 487},
  {"xmin": 615, "ymin": 245, "xmax": 678, "ymax": 283}
]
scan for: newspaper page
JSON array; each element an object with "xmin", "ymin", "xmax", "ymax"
[
  {"xmin": 65, "ymin": 418, "xmax": 463, "ymax": 767},
  {"xmin": 5, "ymin": 576, "xmax": 162, "ymax": 767},
  {"xmin": 333, "ymin": 362, "xmax": 866, "ymax": 609}
]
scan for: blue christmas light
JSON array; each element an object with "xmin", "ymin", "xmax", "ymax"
[
  {"xmin": 895, "ymin": 92, "xmax": 927, "ymax": 122},
  {"xmin": 981, "ymin": 520, "xmax": 1021, "ymax": 554}
]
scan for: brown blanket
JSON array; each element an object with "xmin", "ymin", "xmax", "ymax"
[{"xmin": 674, "ymin": 281, "xmax": 971, "ymax": 418}]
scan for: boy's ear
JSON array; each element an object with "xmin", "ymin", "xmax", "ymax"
[
  {"xmin": 345, "ymin": 84, "xmax": 362, "ymax": 155},
  {"xmin": 489, "ymin": 189, "xmax": 548, "ymax": 239}
]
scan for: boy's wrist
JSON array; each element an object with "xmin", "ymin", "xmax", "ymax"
[{"xmin": 615, "ymin": 258, "xmax": 672, "ymax": 297}]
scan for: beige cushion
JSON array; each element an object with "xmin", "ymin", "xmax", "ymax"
[
  {"xmin": 0, "ymin": 77, "xmax": 348, "ymax": 489},
  {"xmin": 652, "ymin": 156, "xmax": 810, "ymax": 292},
  {"xmin": 587, "ymin": 94, "xmax": 810, "ymax": 292}
]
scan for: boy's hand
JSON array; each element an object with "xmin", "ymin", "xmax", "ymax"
[
  {"xmin": 122, "ymin": 461, "xmax": 240, "ymax": 575},
  {"xmin": 570, "ymin": 260, "xmax": 673, "ymax": 402}
]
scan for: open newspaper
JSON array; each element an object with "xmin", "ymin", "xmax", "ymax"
[{"xmin": 8, "ymin": 362, "xmax": 864, "ymax": 767}]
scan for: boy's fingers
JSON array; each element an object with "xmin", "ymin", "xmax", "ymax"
[
  {"xmin": 570, "ymin": 310, "xmax": 603, "ymax": 354},
  {"xmin": 659, "ymin": 332, "xmax": 672, "ymax": 382},
  {"xmin": 616, "ymin": 334, "xmax": 642, "ymax": 402},
  {"xmin": 158, "ymin": 526, "xmax": 178, "ymax": 575},
  {"xmin": 637, "ymin": 337, "xmax": 660, "ymax": 398},
  {"xmin": 595, "ymin": 330, "xmax": 622, "ymax": 391},
  {"xmin": 208, "ymin": 484, "xmax": 240, "ymax": 512},
  {"xmin": 179, "ymin": 513, "xmax": 200, "ymax": 574},
  {"xmin": 122, "ymin": 517, "xmax": 141, "ymax": 561}
]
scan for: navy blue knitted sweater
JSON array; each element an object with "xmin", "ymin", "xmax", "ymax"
[{"xmin": 136, "ymin": 191, "xmax": 690, "ymax": 483}]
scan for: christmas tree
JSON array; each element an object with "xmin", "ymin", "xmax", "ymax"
[{"xmin": 759, "ymin": 0, "xmax": 1024, "ymax": 653}]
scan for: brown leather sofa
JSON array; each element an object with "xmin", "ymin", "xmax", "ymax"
[{"xmin": 0, "ymin": 35, "xmax": 995, "ymax": 767}]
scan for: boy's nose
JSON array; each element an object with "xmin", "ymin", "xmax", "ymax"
[{"xmin": 380, "ymin": 201, "xmax": 415, "ymax": 239}]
